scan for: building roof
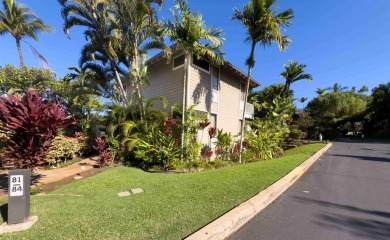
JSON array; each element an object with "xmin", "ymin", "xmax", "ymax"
[{"xmin": 146, "ymin": 44, "xmax": 261, "ymax": 88}]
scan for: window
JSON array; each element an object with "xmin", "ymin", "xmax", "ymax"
[
  {"xmin": 192, "ymin": 55, "xmax": 210, "ymax": 72},
  {"xmin": 210, "ymin": 113, "xmax": 217, "ymax": 129},
  {"xmin": 211, "ymin": 66, "xmax": 219, "ymax": 102},
  {"xmin": 173, "ymin": 54, "xmax": 185, "ymax": 70},
  {"xmin": 240, "ymin": 82, "xmax": 246, "ymax": 102}
]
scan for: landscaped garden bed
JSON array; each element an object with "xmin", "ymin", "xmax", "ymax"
[{"xmin": 0, "ymin": 143, "xmax": 325, "ymax": 239}]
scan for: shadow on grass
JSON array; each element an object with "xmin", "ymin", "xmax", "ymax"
[
  {"xmin": 0, "ymin": 203, "xmax": 7, "ymax": 222},
  {"xmin": 294, "ymin": 197, "xmax": 390, "ymax": 240}
]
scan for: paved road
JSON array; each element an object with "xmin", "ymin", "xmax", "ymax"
[{"xmin": 230, "ymin": 141, "xmax": 390, "ymax": 240}]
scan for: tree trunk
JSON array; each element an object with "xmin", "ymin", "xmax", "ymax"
[
  {"xmin": 180, "ymin": 53, "xmax": 190, "ymax": 160},
  {"xmin": 16, "ymin": 38, "xmax": 24, "ymax": 66},
  {"xmin": 109, "ymin": 58, "xmax": 127, "ymax": 106},
  {"xmin": 133, "ymin": 49, "xmax": 145, "ymax": 121},
  {"xmin": 238, "ymin": 43, "xmax": 256, "ymax": 164}
]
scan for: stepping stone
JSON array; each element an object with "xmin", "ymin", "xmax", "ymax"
[
  {"xmin": 73, "ymin": 175, "xmax": 83, "ymax": 180},
  {"xmin": 131, "ymin": 188, "xmax": 144, "ymax": 194},
  {"xmin": 117, "ymin": 191, "xmax": 131, "ymax": 197}
]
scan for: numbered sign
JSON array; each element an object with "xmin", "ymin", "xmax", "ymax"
[{"xmin": 10, "ymin": 175, "xmax": 24, "ymax": 196}]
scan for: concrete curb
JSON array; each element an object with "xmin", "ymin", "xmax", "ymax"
[{"xmin": 185, "ymin": 143, "xmax": 332, "ymax": 240}]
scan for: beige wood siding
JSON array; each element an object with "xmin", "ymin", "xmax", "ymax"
[
  {"xmin": 189, "ymin": 64, "xmax": 211, "ymax": 112},
  {"xmin": 143, "ymin": 59, "xmax": 184, "ymax": 112},
  {"xmin": 218, "ymin": 70, "xmax": 241, "ymax": 135}
]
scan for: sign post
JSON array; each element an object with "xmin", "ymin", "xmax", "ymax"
[{"xmin": 7, "ymin": 169, "xmax": 31, "ymax": 224}]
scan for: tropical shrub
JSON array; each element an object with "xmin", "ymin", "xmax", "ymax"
[
  {"xmin": 134, "ymin": 121, "xmax": 180, "ymax": 170},
  {"xmin": 288, "ymin": 127, "xmax": 302, "ymax": 140},
  {"xmin": 173, "ymin": 103, "xmax": 207, "ymax": 163},
  {"xmin": 0, "ymin": 90, "xmax": 74, "ymax": 168},
  {"xmin": 95, "ymin": 137, "xmax": 112, "ymax": 167},
  {"xmin": 244, "ymin": 119, "xmax": 287, "ymax": 162},
  {"xmin": 47, "ymin": 134, "xmax": 81, "ymax": 166},
  {"xmin": 215, "ymin": 129, "xmax": 233, "ymax": 161}
]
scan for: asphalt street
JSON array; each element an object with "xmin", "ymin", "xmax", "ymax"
[{"xmin": 230, "ymin": 141, "xmax": 390, "ymax": 240}]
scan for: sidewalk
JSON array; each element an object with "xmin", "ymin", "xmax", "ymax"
[
  {"xmin": 0, "ymin": 157, "xmax": 99, "ymax": 198},
  {"xmin": 32, "ymin": 157, "xmax": 98, "ymax": 184}
]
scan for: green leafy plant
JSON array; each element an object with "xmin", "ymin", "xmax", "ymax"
[
  {"xmin": 215, "ymin": 129, "xmax": 233, "ymax": 161},
  {"xmin": 244, "ymin": 119, "xmax": 286, "ymax": 162},
  {"xmin": 134, "ymin": 129, "xmax": 180, "ymax": 170},
  {"xmin": 288, "ymin": 127, "xmax": 302, "ymax": 140},
  {"xmin": 47, "ymin": 134, "xmax": 81, "ymax": 166},
  {"xmin": 172, "ymin": 103, "xmax": 207, "ymax": 163}
]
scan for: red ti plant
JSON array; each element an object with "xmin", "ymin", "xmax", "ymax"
[
  {"xmin": 208, "ymin": 127, "xmax": 217, "ymax": 139},
  {"xmin": 207, "ymin": 149, "xmax": 213, "ymax": 158},
  {"xmin": 215, "ymin": 147, "xmax": 223, "ymax": 156},
  {"xmin": 199, "ymin": 120, "xmax": 210, "ymax": 130},
  {"xmin": 0, "ymin": 90, "xmax": 75, "ymax": 169},
  {"xmin": 95, "ymin": 137, "xmax": 112, "ymax": 167},
  {"xmin": 165, "ymin": 117, "xmax": 176, "ymax": 126}
]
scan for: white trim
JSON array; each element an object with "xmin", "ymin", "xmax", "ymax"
[
  {"xmin": 211, "ymin": 66, "xmax": 220, "ymax": 103},
  {"xmin": 209, "ymin": 112, "xmax": 218, "ymax": 148},
  {"xmin": 186, "ymin": 54, "xmax": 191, "ymax": 111},
  {"xmin": 172, "ymin": 54, "xmax": 185, "ymax": 70},
  {"xmin": 191, "ymin": 55, "xmax": 210, "ymax": 74}
]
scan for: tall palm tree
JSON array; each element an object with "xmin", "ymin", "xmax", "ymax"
[
  {"xmin": 161, "ymin": 0, "xmax": 225, "ymax": 157},
  {"xmin": 58, "ymin": 0, "xmax": 128, "ymax": 104},
  {"xmin": 316, "ymin": 88, "xmax": 327, "ymax": 95},
  {"xmin": 280, "ymin": 60, "xmax": 312, "ymax": 96},
  {"xmin": 109, "ymin": 0, "xmax": 168, "ymax": 120},
  {"xmin": 0, "ymin": 0, "xmax": 52, "ymax": 66},
  {"xmin": 328, "ymin": 83, "xmax": 348, "ymax": 92},
  {"xmin": 299, "ymin": 97, "xmax": 307, "ymax": 108},
  {"xmin": 232, "ymin": 0, "xmax": 294, "ymax": 163},
  {"xmin": 358, "ymin": 85, "xmax": 369, "ymax": 93}
]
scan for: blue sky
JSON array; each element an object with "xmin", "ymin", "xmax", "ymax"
[{"xmin": 0, "ymin": 0, "xmax": 389, "ymax": 105}]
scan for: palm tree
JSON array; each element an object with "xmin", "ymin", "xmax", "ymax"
[
  {"xmin": 0, "ymin": 0, "xmax": 52, "ymax": 66},
  {"xmin": 109, "ymin": 0, "xmax": 168, "ymax": 120},
  {"xmin": 328, "ymin": 83, "xmax": 348, "ymax": 92},
  {"xmin": 358, "ymin": 85, "xmax": 369, "ymax": 93},
  {"xmin": 232, "ymin": 0, "xmax": 294, "ymax": 163},
  {"xmin": 58, "ymin": 0, "xmax": 128, "ymax": 104},
  {"xmin": 161, "ymin": 0, "xmax": 225, "ymax": 157},
  {"xmin": 316, "ymin": 88, "xmax": 327, "ymax": 95},
  {"xmin": 299, "ymin": 97, "xmax": 307, "ymax": 108},
  {"xmin": 280, "ymin": 60, "xmax": 312, "ymax": 96}
]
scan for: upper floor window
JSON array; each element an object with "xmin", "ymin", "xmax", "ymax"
[
  {"xmin": 211, "ymin": 66, "xmax": 219, "ymax": 102},
  {"xmin": 173, "ymin": 54, "xmax": 185, "ymax": 70},
  {"xmin": 240, "ymin": 82, "xmax": 246, "ymax": 102},
  {"xmin": 192, "ymin": 55, "xmax": 210, "ymax": 73}
]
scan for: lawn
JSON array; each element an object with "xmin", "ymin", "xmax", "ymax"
[{"xmin": 0, "ymin": 143, "xmax": 326, "ymax": 240}]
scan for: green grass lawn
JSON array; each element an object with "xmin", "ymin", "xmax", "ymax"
[{"xmin": 0, "ymin": 143, "xmax": 325, "ymax": 240}]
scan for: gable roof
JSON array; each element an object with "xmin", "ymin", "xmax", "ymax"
[{"xmin": 146, "ymin": 44, "xmax": 261, "ymax": 88}]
